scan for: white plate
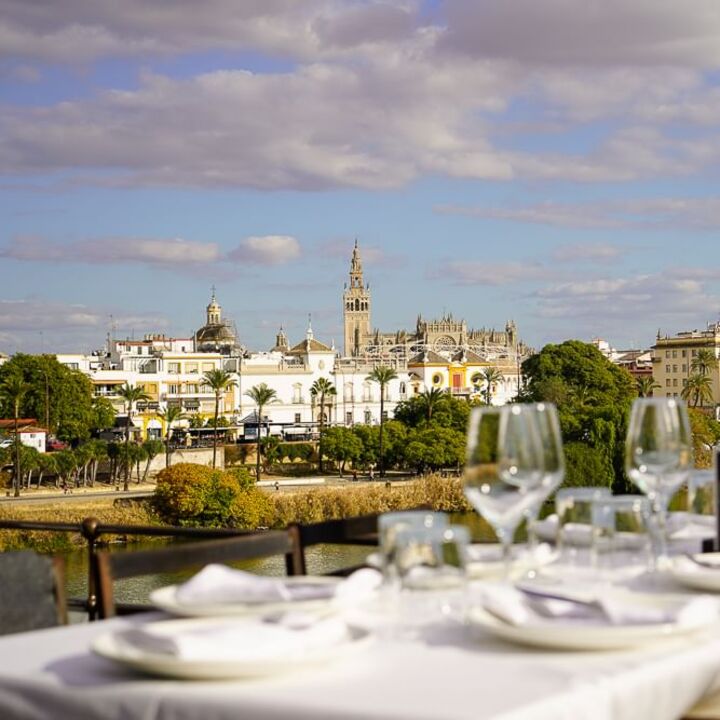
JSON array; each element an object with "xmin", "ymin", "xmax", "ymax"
[
  {"xmin": 150, "ymin": 576, "xmax": 342, "ymax": 618},
  {"xmin": 92, "ymin": 618, "xmax": 372, "ymax": 679},
  {"xmin": 467, "ymin": 605, "xmax": 714, "ymax": 651},
  {"xmin": 671, "ymin": 554, "xmax": 720, "ymax": 592},
  {"xmin": 465, "ymin": 544, "xmax": 557, "ymax": 580}
]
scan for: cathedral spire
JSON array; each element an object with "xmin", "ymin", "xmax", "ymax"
[{"xmin": 349, "ymin": 239, "xmax": 364, "ymax": 288}]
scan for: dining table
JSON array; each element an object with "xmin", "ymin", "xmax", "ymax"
[{"xmin": 3, "ymin": 578, "xmax": 720, "ymax": 720}]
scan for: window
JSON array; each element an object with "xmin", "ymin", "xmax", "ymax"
[
  {"xmin": 363, "ymin": 383, "xmax": 371, "ymax": 402},
  {"xmin": 666, "ymin": 365, "xmax": 671, "ymax": 373},
  {"xmin": 682, "ymin": 350, "xmax": 687, "ymax": 358},
  {"xmin": 293, "ymin": 383, "xmax": 302, "ymax": 404},
  {"xmin": 692, "ymin": 349, "xmax": 698, "ymax": 357},
  {"xmin": 169, "ymin": 384, "xmax": 180, "ymax": 394},
  {"xmin": 665, "ymin": 351, "xmax": 670, "ymax": 358},
  {"xmin": 666, "ymin": 379, "xmax": 671, "ymax": 387},
  {"xmin": 346, "ymin": 411, "xmax": 353, "ymax": 425},
  {"xmin": 364, "ymin": 410, "xmax": 372, "ymax": 424},
  {"xmin": 168, "ymin": 362, "xmax": 181, "ymax": 374},
  {"xmin": 399, "ymin": 382, "xmax": 406, "ymax": 397},
  {"xmin": 432, "ymin": 373, "xmax": 442, "ymax": 386},
  {"xmin": 294, "ymin": 413, "xmax": 301, "ymax": 423},
  {"xmin": 673, "ymin": 365, "xmax": 678, "ymax": 373},
  {"xmin": 683, "ymin": 378, "xmax": 688, "ymax": 386},
  {"xmin": 186, "ymin": 383, "xmax": 198, "ymax": 394},
  {"xmin": 185, "ymin": 363, "xmax": 198, "ymax": 374},
  {"xmin": 344, "ymin": 383, "xmax": 354, "ymax": 402},
  {"xmin": 672, "ymin": 350, "xmax": 677, "ymax": 358},
  {"xmin": 202, "ymin": 362, "xmax": 214, "ymax": 372},
  {"xmin": 673, "ymin": 378, "xmax": 678, "ymax": 387},
  {"xmin": 682, "ymin": 364, "xmax": 687, "ymax": 372},
  {"xmin": 381, "ymin": 411, "xmax": 388, "ymax": 421}
]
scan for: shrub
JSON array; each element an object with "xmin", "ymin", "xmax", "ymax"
[
  {"xmin": 563, "ymin": 441, "xmax": 614, "ymax": 489},
  {"xmin": 153, "ymin": 462, "xmax": 271, "ymax": 528}
]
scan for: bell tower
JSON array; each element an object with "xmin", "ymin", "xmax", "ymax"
[{"xmin": 343, "ymin": 240, "xmax": 371, "ymax": 357}]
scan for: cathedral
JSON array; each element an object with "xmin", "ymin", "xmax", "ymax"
[{"xmin": 342, "ymin": 241, "xmax": 529, "ymax": 365}]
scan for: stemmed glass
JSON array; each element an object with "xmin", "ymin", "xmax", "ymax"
[
  {"xmin": 625, "ymin": 397, "xmax": 693, "ymax": 568},
  {"xmin": 464, "ymin": 405, "xmax": 547, "ymax": 576},
  {"xmin": 523, "ymin": 403, "xmax": 566, "ymax": 550}
]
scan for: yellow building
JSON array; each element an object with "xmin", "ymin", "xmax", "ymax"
[{"xmin": 652, "ymin": 324, "xmax": 720, "ymax": 414}]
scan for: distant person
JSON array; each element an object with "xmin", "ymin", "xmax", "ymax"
[
  {"xmin": 352, "ymin": 470, "xmax": 358, "ymax": 482},
  {"xmin": 369, "ymin": 467, "xmax": 374, "ymax": 481},
  {"xmin": 274, "ymin": 481, "xmax": 280, "ymax": 492}
]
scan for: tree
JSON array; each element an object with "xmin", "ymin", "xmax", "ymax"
[
  {"xmin": 480, "ymin": 367, "xmax": 504, "ymax": 405},
  {"xmin": 368, "ymin": 366, "xmax": 398, "ymax": 478},
  {"xmin": 202, "ymin": 368, "xmax": 237, "ymax": 469},
  {"xmin": 141, "ymin": 438, "xmax": 164, "ymax": 482},
  {"xmin": 0, "ymin": 354, "xmax": 96, "ymax": 443},
  {"xmin": 521, "ymin": 340, "xmax": 636, "ymax": 491},
  {"xmin": 402, "ymin": 426, "xmax": 465, "ymax": 473},
  {"xmin": 321, "ymin": 426, "xmax": 362, "ymax": 475},
  {"xmin": 311, "ymin": 377, "xmax": 337, "ymax": 473},
  {"xmin": 117, "ymin": 383, "xmax": 150, "ymax": 491},
  {"xmin": 90, "ymin": 396, "xmax": 116, "ymax": 433},
  {"xmin": 84, "ymin": 439, "xmax": 108, "ymax": 486},
  {"xmin": 0, "ymin": 374, "xmax": 28, "ymax": 496},
  {"xmin": 682, "ymin": 373, "xmax": 714, "ymax": 408},
  {"xmin": 157, "ymin": 405, "xmax": 185, "ymax": 468},
  {"xmin": 416, "ymin": 387, "xmax": 446, "ymax": 422},
  {"xmin": 692, "ymin": 348, "xmax": 717, "ymax": 376},
  {"xmin": 636, "ymin": 376, "xmax": 660, "ymax": 398},
  {"xmin": 244, "ymin": 383, "xmax": 278, "ymax": 482},
  {"xmin": 394, "ymin": 391, "xmax": 470, "ymax": 432}
]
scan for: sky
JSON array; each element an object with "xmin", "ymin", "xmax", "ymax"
[{"xmin": 2, "ymin": 0, "xmax": 720, "ymax": 355}]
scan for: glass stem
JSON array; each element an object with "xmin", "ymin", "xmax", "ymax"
[
  {"xmin": 525, "ymin": 506, "xmax": 540, "ymax": 552},
  {"xmin": 499, "ymin": 531, "xmax": 513, "ymax": 580},
  {"xmin": 648, "ymin": 490, "xmax": 669, "ymax": 571}
]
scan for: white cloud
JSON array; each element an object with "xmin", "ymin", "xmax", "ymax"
[
  {"xmin": 1, "ymin": 236, "xmax": 221, "ymax": 265},
  {"xmin": 228, "ymin": 236, "xmax": 301, "ymax": 265},
  {"xmin": 435, "ymin": 260, "xmax": 555, "ymax": 287},
  {"xmin": 441, "ymin": 0, "xmax": 720, "ymax": 68},
  {"xmin": 552, "ymin": 244, "xmax": 624, "ymax": 263}
]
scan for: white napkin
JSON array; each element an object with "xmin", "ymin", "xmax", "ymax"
[
  {"xmin": 534, "ymin": 515, "xmax": 594, "ymax": 546},
  {"xmin": 118, "ymin": 616, "xmax": 350, "ymax": 661},
  {"xmin": 668, "ymin": 512, "xmax": 716, "ymax": 541},
  {"xmin": 174, "ymin": 565, "xmax": 382, "ymax": 607},
  {"xmin": 481, "ymin": 583, "xmax": 719, "ymax": 628}
]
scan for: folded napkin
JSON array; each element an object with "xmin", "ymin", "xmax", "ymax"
[
  {"xmin": 174, "ymin": 565, "xmax": 382, "ymax": 607},
  {"xmin": 534, "ymin": 515, "xmax": 593, "ymax": 547},
  {"xmin": 118, "ymin": 616, "xmax": 350, "ymax": 661},
  {"xmin": 668, "ymin": 512, "xmax": 716, "ymax": 541},
  {"xmin": 465, "ymin": 543, "xmax": 555, "ymax": 566},
  {"xmin": 481, "ymin": 583, "xmax": 719, "ymax": 628}
]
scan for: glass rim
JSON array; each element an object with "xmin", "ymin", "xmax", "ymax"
[{"xmin": 556, "ymin": 486, "xmax": 612, "ymax": 500}]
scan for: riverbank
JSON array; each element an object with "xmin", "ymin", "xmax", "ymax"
[{"xmin": 0, "ymin": 475, "xmax": 478, "ymax": 551}]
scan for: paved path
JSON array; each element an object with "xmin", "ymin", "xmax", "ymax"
[{"xmin": 0, "ymin": 489, "xmax": 154, "ymax": 504}]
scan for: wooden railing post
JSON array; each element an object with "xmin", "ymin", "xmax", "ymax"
[{"xmin": 80, "ymin": 517, "xmax": 101, "ymax": 621}]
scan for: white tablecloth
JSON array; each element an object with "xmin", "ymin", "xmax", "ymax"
[{"xmin": 2, "ymin": 601, "xmax": 720, "ymax": 720}]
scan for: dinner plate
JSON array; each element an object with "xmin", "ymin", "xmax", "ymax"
[
  {"xmin": 92, "ymin": 618, "xmax": 372, "ymax": 680},
  {"xmin": 150, "ymin": 576, "xmax": 342, "ymax": 618},
  {"xmin": 671, "ymin": 554, "xmax": 720, "ymax": 592},
  {"xmin": 467, "ymin": 605, "xmax": 714, "ymax": 651},
  {"xmin": 465, "ymin": 544, "xmax": 557, "ymax": 580}
]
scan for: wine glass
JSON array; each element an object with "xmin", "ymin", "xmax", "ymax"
[
  {"xmin": 625, "ymin": 397, "xmax": 693, "ymax": 568},
  {"xmin": 464, "ymin": 405, "xmax": 546, "ymax": 576},
  {"xmin": 522, "ymin": 403, "xmax": 566, "ymax": 550}
]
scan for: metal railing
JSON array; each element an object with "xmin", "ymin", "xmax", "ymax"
[{"xmin": 0, "ymin": 518, "xmax": 254, "ymax": 620}]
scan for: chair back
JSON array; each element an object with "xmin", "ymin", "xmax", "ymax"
[
  {"xmin": 0, "ymin": 551, "xmax": 67, "ymax": 635},
  {"xmin": 94, "ymin": 530, "xmax": 298, "ymax": 619},
  {"xmin": 289, "ymin": 514, "xmax": 379, "ymax": 576}
]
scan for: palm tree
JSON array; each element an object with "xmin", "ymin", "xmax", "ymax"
[
  {"xmin": 244, "ymin": 383, "xmax": 278, "ymax": 482},
  {"xmin": 203, "ymin": 369, "xmax": 237, "ymax": 468},
  {"xmin": 682, "ymin": 373, "xmax": 714, "ymax": 408},
  {"xmin": 368, "ymin": 366, "xmax": 398, "ymax": 478},
  {"xmin": 480, "ymin": 367, "xmax": 504, "ymax": 406},
  {"xmin": 636, "ymin": 376, "xmax": 661, "ymax": 398},
  {"xmin": 0, "ymin": 374, "xmax": 28, "ymax": 497},
  {"xmin": 417, "ymin": 387, "xmax": 446, "ymax": 422},
  {"xmin": 141, "ymin": 438, "xmax": 164, "ymax": 482},
  {"xmin": 157, "ymin": 405, "xmax": 186, "ymax": 468},
  {"xmin": 692, "ymin": 348, "xmax": 717, "ymax": 376},
  {"xmin": 311, "ymin": 377, "xmax": 337, "ymax": 473},
  {"xmin": 117, "ymin": 383, "xmax": 150, "ymax": 491}
]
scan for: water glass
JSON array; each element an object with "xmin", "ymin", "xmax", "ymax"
[
  {"xmin": 392, "ymin": 524, "xmax": 470, "ymax": 590},
  {"xmin": 591, "ymin": 495, "xmax": 651, "ymax": 573},
  {"xmin": 688, "ymin": 470, "xmax": 716, "ymax": 518},
  {"xmin": 555, "ymin": 487, "xmax": 612, "ymax": 561},
  {"xmin": 378, "ymin": 511, "xmax": 448, "ymax": 580}
]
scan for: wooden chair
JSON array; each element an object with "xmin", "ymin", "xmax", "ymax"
[
  {"xmin": 289, "ymin": 514, "xmax": 379, "ymax": 576},
  {"xmin": 0, "ymin": 551, "xmax": 67, "ymax": 635},
  {"xmin": 94, "ymin": 530, "xmax": 299, "ymax": 619}
]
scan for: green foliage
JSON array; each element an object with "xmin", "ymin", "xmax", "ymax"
[
  {"xmin": 563, "ymin": 441, "xmax": 615, "ymax": 489},
  {"xmin": 153, "ymin": 463, "xmax": 271, "ymax": 528},
  {"xmin": 350, "ymin": 424, "xmax": 378, "ymax": 468},
  {"xmin": 0, "ymin": 354, "xmax": 97, "ymax": 442},
  {"xmin": 403, "ymin": 426, "xmax": 465, "ymax": 472},
  {"xmin": 394, "ymin": 392, "xmax": 470, "ymax": 432},
  {"xmin": 521, "ymin": 340, "xmax": 636, "ymax": 488},
  {"xmin": 90, "ymin": 396, "xmax": 116, "ymax": 432},
  {"xmin": 260, "ymin": 436, "xmax": 282, "ymax": 469},
  {"xmin": 689, "ymin": 409, "xmax": 720, "ymax": 468},
  {"xmin": 321, "ymin": 426, "xmax": 363, "ymax": 473}
]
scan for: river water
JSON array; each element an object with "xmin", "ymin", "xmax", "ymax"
[{"xmin": 64, "ymin": 512, "xmax": 495, "ymax": 611}]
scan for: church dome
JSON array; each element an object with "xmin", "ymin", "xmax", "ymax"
[{"xmin": 195, "ymin": 289, "xmax": 239, "ymax": 352}]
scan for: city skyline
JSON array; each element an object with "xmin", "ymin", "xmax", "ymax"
[{"xmin": 2, "ymin": 1, "xmax": 720, "ymax": 355}]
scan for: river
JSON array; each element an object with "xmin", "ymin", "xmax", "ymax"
[{"xmin": 64, "ymin": 512, "xmax": 496, "ymax": 612}]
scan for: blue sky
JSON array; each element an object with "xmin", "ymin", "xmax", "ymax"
[{"xmin": 2, "ymin": 0, "xmax": 720, "ymax": 354}]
